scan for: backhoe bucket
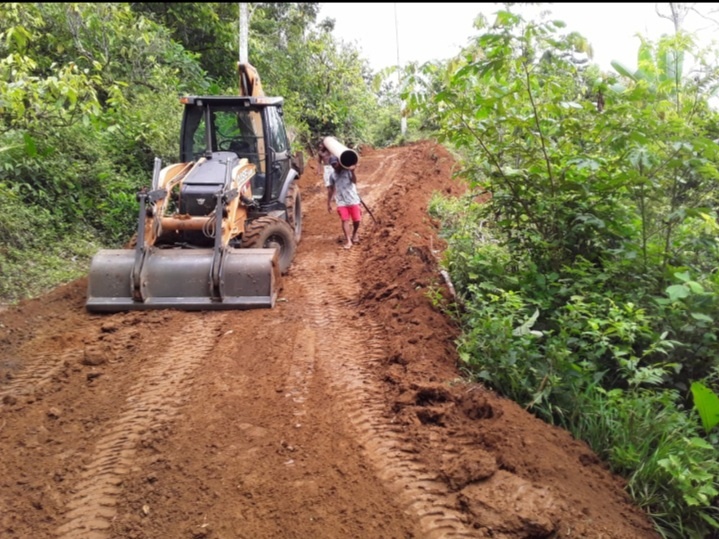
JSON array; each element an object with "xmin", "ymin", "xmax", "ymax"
[{"xmin": 86, "ymin": 248, "xmax": 279, "ymax": 312}]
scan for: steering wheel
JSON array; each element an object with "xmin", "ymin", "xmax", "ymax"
[
  {"xmin": 218, "ymin": 139, "xmax": 234, "ymax": 151},
  {"xmin": 219, "ymin": 138, "xmax": 250, "ymax": 153}
]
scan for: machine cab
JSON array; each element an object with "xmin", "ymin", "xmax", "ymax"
[{"xmin": 179, "ymin": 96, "xmax": 293, "ymax": 205}]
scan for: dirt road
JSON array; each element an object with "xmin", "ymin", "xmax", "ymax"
[{"xmin": 0, "ymin": 141, "xmax": 659, "ymax": 538}]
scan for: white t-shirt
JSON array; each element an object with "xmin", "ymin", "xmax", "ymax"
[
  {"xmin": 329, "ymin": 168, "xmax": 360, "ymax": 207},
  {"xmin": 323, "ymin": 165, "xmax": 333, "ymax": 187}
]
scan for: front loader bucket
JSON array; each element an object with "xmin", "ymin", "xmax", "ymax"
[{"xmin": 86, "ymin": 248, "xmax": 279, "ymax": 312}]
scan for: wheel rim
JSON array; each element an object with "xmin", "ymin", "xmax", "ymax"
[
  {"xmin": 264, "ymin": 235, "xmax": 285, "ymax": 251},
  {"xmin": 240, "ymin": 216, "xmax": 296, "ymax": 274}
]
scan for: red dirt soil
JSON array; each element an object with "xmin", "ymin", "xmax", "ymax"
[{"xmin": 0, "ymin": 141, "xmax": 659, "ymax": 538}]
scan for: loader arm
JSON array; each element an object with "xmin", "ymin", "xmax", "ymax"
[
  {"xmin": 237, "ymin": 62, "xmax": 267, "ymax": 179},
  {"xmin": 238, "ymin": 62, "xmax": 264, "ymax": 97}
]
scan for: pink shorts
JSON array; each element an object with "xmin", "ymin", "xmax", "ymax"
[{"xmin": 337, "ymin": 204, "xmax": 362, "ymax": 222}]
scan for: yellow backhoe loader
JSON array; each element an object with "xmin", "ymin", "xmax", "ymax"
[{"xmin": 86, "ymin": 63, "xmax": 303, "ymax": 312}]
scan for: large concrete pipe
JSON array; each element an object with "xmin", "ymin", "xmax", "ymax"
[{"xmin": 323, "ymin": 136, "xmax": 359, "ymax": 169}]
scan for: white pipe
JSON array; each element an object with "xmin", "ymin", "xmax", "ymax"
[{"xmin": 322, "ymin": 136, "xmax": 359, "ymax": 169}]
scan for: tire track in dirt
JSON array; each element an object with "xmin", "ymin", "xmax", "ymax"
[
  {"xmin": 284, "ymin": 326, "xmax": 317, "ymax": 426},
  {"xmin": 0, "ymin": 321, "xmax": 119, "ymax": 401},
  {"xmin": 55, "ymin": 317, "xmax": 221, "ymax": 539},
  {"xmin": 0, "ymin": 342, "xmax": 80, "ymax": 401},
  {"xmin": 298, "ymin": 248, "xmax": 475, "ymax": 538},
  {"xmin": 294, "ymin": 150, "xmax": 477, "ymax": 538},
  {"xmin": 358, "ymin": 151, "xmax": 402, "ymax": 208}
]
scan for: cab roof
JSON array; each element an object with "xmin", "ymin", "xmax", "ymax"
[{"xmin": 180, "ymin": 96, "xmax": 284, "ymax": 107}]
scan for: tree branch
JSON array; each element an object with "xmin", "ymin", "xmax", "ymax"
[
  {"xmin": 456, "ymin": 109, "xmax": 544, "ymax": 237},
  {"xmin": 522, "ymin": 61, "xmax": 555, "ymax": 196}
]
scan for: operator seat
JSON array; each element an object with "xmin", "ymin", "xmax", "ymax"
[{"xmin": 229, "ymin": 140, "xmax": 251, "ymax": 156}]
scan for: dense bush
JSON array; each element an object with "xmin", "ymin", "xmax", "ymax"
[{"xmin": 424, "ymin": 7, "xmax": 719, "ymax": 537}]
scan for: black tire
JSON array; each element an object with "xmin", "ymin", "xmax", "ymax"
[
  {"xmin": 285, "ymin": 182, "xmax": 302, "ymax": 243},
  {"xmin": 240, "ymin": 216, "xmax": 297, "ymax": 274}
]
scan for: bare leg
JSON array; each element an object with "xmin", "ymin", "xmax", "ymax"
[
  {"xmin": 341, "ymin": 220, "xmax": 353, "ymax": 249},
  {"xmin": 351, "ymin": 221, "xmax": 360, "ymax": 244}
]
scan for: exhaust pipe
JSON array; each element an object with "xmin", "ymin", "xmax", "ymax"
[{"xmin": 323, "ymin": 136, "xmax": 359, "ymax": 169}]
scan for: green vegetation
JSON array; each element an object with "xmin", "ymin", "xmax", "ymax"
[
  {"xmin": 418, "ymin": 6, "xmax": 719, "ymax": 538},
  {"xmin": 0, "ymin": 3, "xmax": 199, "ymax": 300}
]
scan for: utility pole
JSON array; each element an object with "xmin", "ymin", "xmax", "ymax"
[
  {"xmin": 239, "ymin": 3, "xmax": 249, "ymax": 64},
  {"xmin": 394, "ymin": 3, "xmax": 407, "ymax": 136}
]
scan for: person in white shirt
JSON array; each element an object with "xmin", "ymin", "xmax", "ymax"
[{"xmin": 326, "ymin": 156, "xmax": 361, "ymax": 249}]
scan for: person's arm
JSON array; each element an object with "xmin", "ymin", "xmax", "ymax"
[
  {"xmin": 348, "ymin": 165, "xmax": 357, "ymax": 184},
  {"xmin": 327, "ymin": 184, "xmax": 335, "ymax": 213}
]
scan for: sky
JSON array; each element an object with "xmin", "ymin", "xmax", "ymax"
[{"xmin": 318, "ymin": 3, "xmax": 719, "ymax": 73}]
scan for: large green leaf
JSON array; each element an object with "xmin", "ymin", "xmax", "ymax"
[
  {"xmin": 611, "ymin": 60, "xmax": 637, "ymax": 81},
  {"xmin": 691, "ymin": 382, "xmax": 719, "ymax": 434},
  {"xmin": 666, "ymin": 284, "xmax": 690, "ymax": 301}
]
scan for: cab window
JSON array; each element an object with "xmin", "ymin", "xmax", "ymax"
[{"xmin": 266, "ymin": 106, "xmax": 289, "ymax": 153}]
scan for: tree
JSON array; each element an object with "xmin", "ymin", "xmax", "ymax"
[
  {"xmin": 130, "ymin": 2, "xmax": 238, "ymax": 83},
  {"xmin": 0, "ymin": 2, "xmax": 206, "ymax": 239}
]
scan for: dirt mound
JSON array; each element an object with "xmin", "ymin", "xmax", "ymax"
[{"xmin": 0, "ymin": 141, "xmax": 658, "ymax": 538}]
